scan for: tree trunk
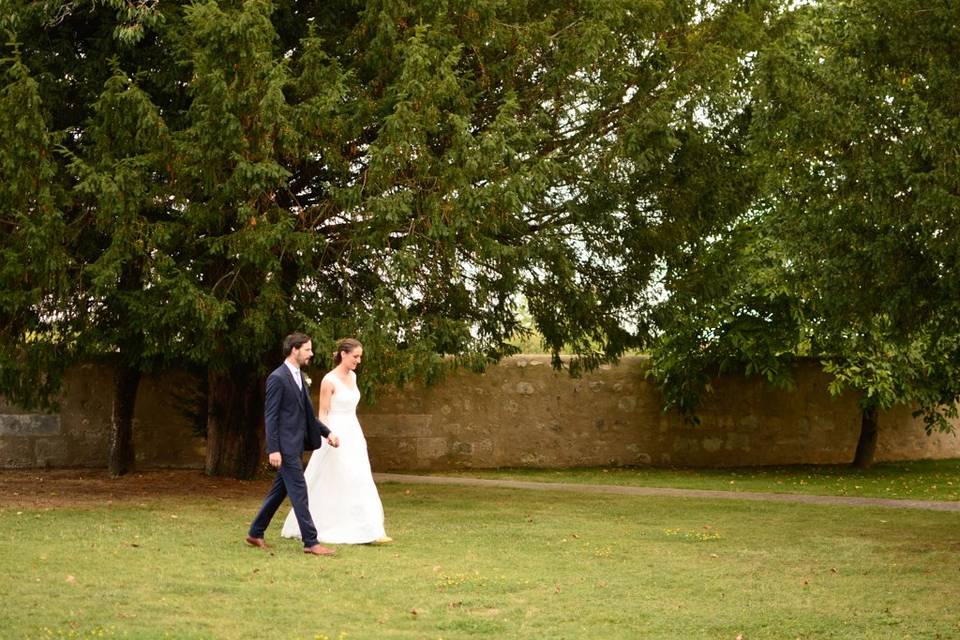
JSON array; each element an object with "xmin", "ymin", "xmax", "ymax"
[
  {"xmin": 204, "ymin": 366, "xmax": 264, "ymax": 479},
  {"xmin": 109, "ymin": 364, "xmax": 141, "ymax": 477},
  {"xmin": 852, "ymin": 404, "xmax": 879, "ymax": 469}
]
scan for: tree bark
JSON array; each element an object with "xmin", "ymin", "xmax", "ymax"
[
  {"xmin": 204, "ymin": 366, "xmax": 264, "ymax": 479},
  {"xmin": 852, "ymin": 404, "xmax": 879, "ymax": 469},
  {"xmin": 109, "ymin": 363, "xmax": 141, "ymax": 477}
]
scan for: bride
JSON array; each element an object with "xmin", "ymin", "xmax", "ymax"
[{"xmin": 281, "ymin": 338, "xmax": 391, "ymax": 544}]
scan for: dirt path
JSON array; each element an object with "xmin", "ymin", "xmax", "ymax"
[
  {"xmin": 1, "ymin": 469, "xmax": 957, "ymax": 512},
  {"xmin": 374, "ymin": 473, "xmax": 960, "ymax": 512}
]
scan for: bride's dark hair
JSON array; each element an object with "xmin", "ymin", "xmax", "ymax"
[{"xmin": 333, "ymin": 338, "xmax": 363, "ymax": 365}]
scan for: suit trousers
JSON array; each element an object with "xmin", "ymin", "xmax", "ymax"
[{"xmin": 248, "ymin": 454, "xmax": 318, "ymax": 547}]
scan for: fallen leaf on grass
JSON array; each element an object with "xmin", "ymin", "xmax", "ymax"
[{"xmin": 66, "ymin": 575, "xmax": 76, "ymax": 583}]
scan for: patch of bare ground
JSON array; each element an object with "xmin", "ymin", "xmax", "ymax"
[{"xmin": 0, "ymin": 469, "xmax": 272, "ymax": 508}]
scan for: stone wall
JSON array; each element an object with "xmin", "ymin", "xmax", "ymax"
[
  {"xmin": 1, "ymin": 356, "xmax": 957, "ymax": 470},
  {"xmin": 359, "ymin": 356, "xmax": 960, "ymax": 470}
]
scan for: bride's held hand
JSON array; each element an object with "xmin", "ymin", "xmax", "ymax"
[{"xmin": 327, "ymin": 434, "xmax": 340, "ymax": 448}]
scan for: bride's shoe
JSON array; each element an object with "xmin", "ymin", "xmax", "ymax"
[{"xmin": 371, "ymin": 536, "xmax": 394, "ymax": 545}]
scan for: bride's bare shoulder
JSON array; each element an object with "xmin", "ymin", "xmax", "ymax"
[
  {"xmin": 320, "ymin": 371, "xmax": 338, "ymax": 386},
  {"xmin": 323, "ymin": 370, "xmax": 352, "ymax": 387}
]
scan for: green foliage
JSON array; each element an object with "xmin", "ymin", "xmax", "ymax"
[
  {"xmin": 758, "ymin": 0, "xmax": 960, "ymax": 428},
  {"xmin": 648, "ymin": 0, "xmax": 960, "ymax": 434},
  {"xmin": 648, "ymin": 219, "xmax": 805, "ymax": 419},
  {"xmin": 0, "ymin": 52, "xmax": 73, "ymax": 409},
  {"xmin": 67, "ymin": 65, "xmax": 176, "ymax": 364},
  {"xmin": 756, "ymin": 0, "xmax": 960, "ymax": 334},
  {"xmin": 2, "ymin": 0, "xmax": 778, "ymax": 412}
]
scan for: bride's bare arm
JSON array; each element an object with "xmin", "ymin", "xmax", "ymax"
[{"xmin": 317, "ymin": 377, "xmax": 335, "ymax": 423}]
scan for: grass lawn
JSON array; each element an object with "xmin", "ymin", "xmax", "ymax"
[
  {"xmin": 0, "ymin": 470, "xmax": 958, "ymax": 639},
  {"xmin": 422, "ymin": 459, "xmax": 960, "ymax": 501}
]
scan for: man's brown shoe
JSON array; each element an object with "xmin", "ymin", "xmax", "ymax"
[
  {"xmin": 245, "ymin": 536, "xmax": 270, "ymax": 549},
  {"xmin": 304, "ymin": 544, "xmax": 336, "ymax": 556}
]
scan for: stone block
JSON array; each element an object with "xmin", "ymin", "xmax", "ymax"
[
  {"xmin": 727, "ymin": 433, "xmax": 751, "ymax": 451},
  {"xmin": 702, "ymin": 437, "xmax": 724, "ymax": 453},
  {"xmin": 416, "ymin": 437, "xmax": 449, "ymax": 460},
  {"xmin": 34, "ymin": 437, "xmax": 71, "ymax": 466},
  {"xmin": 0, "ymin": 437, "xmax": 36, "ymax": 467},
  {"xmin": 0, "ymin": 414, "xmax": 61, "ymax": 436},
  {"xmin": 473, "ymin": 439, "xmax": 494, "ymax": 456},
  {"xmin": 361, "ymin": 414, "xmax": 433, "ymax": 437},
  {"xmin": 520, "ymin": 452, "xmax": 545, "ymax": 465}
]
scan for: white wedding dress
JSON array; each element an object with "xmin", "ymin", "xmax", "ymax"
[{"xmin": 281, "ymin": 370, "xmax": 387, "ymax": 544}]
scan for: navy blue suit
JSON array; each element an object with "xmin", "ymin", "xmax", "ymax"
[{"xmin": 248, "ymin": 363, "xmax": 331, "ymax": 547}]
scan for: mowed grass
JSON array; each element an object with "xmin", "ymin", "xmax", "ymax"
[
  {"xmin": 2, "ymin": 479, "xmax": 959, "ymax": 639},
  {"xmin": 424, "ymin": 459, "xmax": 960, "ymax": 501}
]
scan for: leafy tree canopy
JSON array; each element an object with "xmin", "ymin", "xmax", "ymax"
[{"xmin": 648, "ymin": 0, "xmax": 960, "ymax": 466}]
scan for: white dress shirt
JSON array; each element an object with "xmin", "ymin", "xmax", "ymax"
[{"xmin": 284, "ymin": 361, "xmax": 303, "ymax": 390}]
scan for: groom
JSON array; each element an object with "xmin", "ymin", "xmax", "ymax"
[{"xmin": 246, "ymin": 332, "xmax": 340, "ymax": 556}]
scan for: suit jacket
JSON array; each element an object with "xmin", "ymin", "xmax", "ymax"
[{"xmin": 264, "ymin": 363, "xmax": 331, "ymax": 456}]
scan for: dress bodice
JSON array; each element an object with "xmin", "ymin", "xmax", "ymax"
[{"xmin": 326, "ymin": 371, "xmax": 360, "ymax": 414}]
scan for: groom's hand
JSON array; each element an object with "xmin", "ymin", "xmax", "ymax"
[
  {"xmin": 327, "ymin": 434, "xmax": 340, "ymax": 448},
  {"xmin": 268, "ymin": 452, "xmax": 282, "ymax": 468}
]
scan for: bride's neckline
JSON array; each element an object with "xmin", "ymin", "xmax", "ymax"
[{"xmin": 328, "ymin": 369, "xmax": 357, "ymax": 390}]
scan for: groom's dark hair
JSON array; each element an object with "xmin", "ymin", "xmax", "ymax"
[{"xmin": 283, "ymin": 332, "xmax": 311, "ymax": 356}]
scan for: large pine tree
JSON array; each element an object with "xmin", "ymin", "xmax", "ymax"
[{"xmin": 2, "ymin": 0, "xmax": 776, "ymax": 477}]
